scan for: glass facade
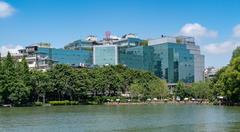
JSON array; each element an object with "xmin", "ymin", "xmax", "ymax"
[
  {"xmin": 93, "ymin": 37, "xmax": 143, "ymax": 66},
  {"xmin": 118, "ymin": 43, "xmax": 194, "ymax": 83},
  {"xmin": 93, "ymin": 45, "xmax": 118, "ymax": 66},
  {"xmin": 119, "ymin": 46, "xmax": 154, "ymax": 71},
  {"xmin": 37, "ymin": 47, "xmax": 93, "ymax": 67}
]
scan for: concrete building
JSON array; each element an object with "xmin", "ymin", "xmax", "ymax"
[
  {"xmin": 19, "ymin": 43, "xmax": 92, "ymax": 71},
  {"xmin": 205, "ymin": 67, "xmax": 219, "ymax": 79}
]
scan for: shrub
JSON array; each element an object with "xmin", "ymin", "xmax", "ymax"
[
  {"xmin": 86, "ymin": 96, "xmax": 131, "ymax": 104},
  {"xmin": 48, "ymin": 100, "xmax": 79, "ymax": 106}
]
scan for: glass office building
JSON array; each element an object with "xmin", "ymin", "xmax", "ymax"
[
  {"xmin": 118, "ymin": 43, "xmax": 195, "ymax": 83},
  {"xmin": 20, "ymin": 35, "xmax": 204, "ymax": 83},
  {"xmin": 92, "ymin": 36, "xmax": 204, "ymax": 83}
]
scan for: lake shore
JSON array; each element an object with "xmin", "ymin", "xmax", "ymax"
[
  {"xmin": 104, "ymin": 101, "xmax": 240, "ymax": 106},
  {"xmin": 6, "ymin": 100, "xmax": 240, "ymax": 107},
  {"xmin": 104, "ymin": 101, "xmax": 211, "ymax": 106},
  {"xmin": 0, "ymin": 101, "xmax": 211, "ymax": 108}
]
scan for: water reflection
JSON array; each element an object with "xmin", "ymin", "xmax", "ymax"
[{"xmin": 0, "ymin": 104, "xmax": 240, "ymax": 132}]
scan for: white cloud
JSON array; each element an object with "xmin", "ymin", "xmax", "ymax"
[
  {"xmin": 180, "ymin": 23, "xmax": 218, "ymax": 38},
  {"xmin": 0, "ymin": 1, "xmax": 15, "ymax": 18},
  {"xmin": 203, "ymin": 41, "xmax": 239, "ymax": 54},
  {"xmin": 0, "ymin": 45, "xmax": 23, "ymax": 57},
  {"xmin": 233, "ymin": 24, "xmax": 240, "ymax": 38}
]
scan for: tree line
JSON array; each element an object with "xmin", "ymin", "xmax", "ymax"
[{"xmin": 0, "ymin": 53, "xmax": 168, "ymax": 106}]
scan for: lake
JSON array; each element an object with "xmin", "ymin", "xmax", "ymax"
[{"xmin": 0, "ymin": 104, "xmax": 240, "ymax": 132}]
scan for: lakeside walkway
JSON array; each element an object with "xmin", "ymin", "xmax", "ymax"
[{"xmin": 105, "ymin": 101, "xmax": 210, "ymax": 106}]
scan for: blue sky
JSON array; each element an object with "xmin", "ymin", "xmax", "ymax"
[{"xmin": 0, "ymin": 0, "xmax": 240, "ymax": 67}]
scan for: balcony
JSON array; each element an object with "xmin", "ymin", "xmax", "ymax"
[{"xmin": 26, "ymin": 56, "xmax": 36, "ymax": 60}]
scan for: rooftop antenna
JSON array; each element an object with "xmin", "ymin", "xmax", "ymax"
[{"xmin": 105, "ymin": 31, "xmax": 111, "ymax": 41}]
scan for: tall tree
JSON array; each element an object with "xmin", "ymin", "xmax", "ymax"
[
  {"xmin": 47, "ymin": 64, "xmax": 75, "ymax": 101},
  {"xmin": 148, "ymin": 79, "xmax": 168, "ymax": 99},
  {"xmin": 1, "ymin": 52, "xmax": 16, "ymax": 104},
  {"xmin": 30, "ymin": 70, "xmax": 50, "ymax": 103},
  {"xmin": 174, "ymin": 81, "xmax": 185, "ymax": 100},
  {"xmin": 191, "ymin": 81, "xmax": 211, "ymax": 99},
  {"xmin": 212, "ymin": 47, "xmax": 240, "ymax": 103},
  {"xmin": 7, "ymin": 80, "xmax": 30, "ymax": 105}
]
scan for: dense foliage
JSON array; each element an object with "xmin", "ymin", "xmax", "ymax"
[
  {"xmin": 174, "ymin": 81, "xmax": 212, "ymax": 101},
  {"xmin": 0, "ymin": 53, "xmax": 168, "ymax": 106},
  {"xmin": 211, "ymin": 47, "xmax": 240, "ymax": 103},
  {"xmin": 0, "ymin": 53, "xmax": 30, "ymax": 105}
]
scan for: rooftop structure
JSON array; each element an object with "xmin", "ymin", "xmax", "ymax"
[
  {"xmin": 148, "ymin": 35, "xmax": 195, "ymax": 46},
  {"xmin": 86, "ymin": 35, "xmax": 98, "ymax": 42}
]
